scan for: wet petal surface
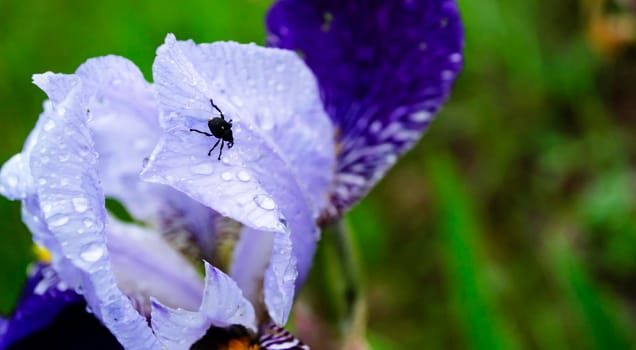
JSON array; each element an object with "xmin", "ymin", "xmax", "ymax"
[
  {"xmin": 143, "ymin": 35, "xmax": 335, "ymax": 322},
  {"xmin": 29, "ymin": 70, "xmax": 162, "ymax": 349}
]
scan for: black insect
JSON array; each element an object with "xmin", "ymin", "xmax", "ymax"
[{"xmin": 190, "ymin": 99, "xmax": 234, "ymax": 160}]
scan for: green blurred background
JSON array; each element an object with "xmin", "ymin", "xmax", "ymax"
[{"xmin": 1, "ymin": 0, "xmax": 635, "ymax": 348}]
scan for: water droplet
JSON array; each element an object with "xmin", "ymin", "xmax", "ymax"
[
  {"xmin": 231, "ymin": 95, "xmax": 244, "ymax": 107},
  {"xmin": 57, "ymin": 281, "xmax": 68, "ymax": 291},
  {"xmin": 72, "ymin": 197, "xmax": 89, "ymax": 213},
  {"xmin": 43, "ymin": 120, "xmax": 56, "ymax": 131},
  {"xmin": 5, "ymin": 175, "xmax": 18, "ymax": 188},
  {"xmin": 56, "ymin": 107, "xmax": 66, "ymax": 116},
  {"xmin": 111, "ymin": 79, "xmax": 121, "ymax": 86},
  {"xmin": 221, "ymin": 171, "xmax": 233, "ymax": 181},
  {"xmin": 80, "ymin": 243, "xmax": 104, "ymax": 262},
  {"xmin": 369, "ymin": 121, "xmax": 382, "ymax": 134},
  {"xmin": 449, "ymin": 53, "xmax": 462, "ymax": 63},
  {"xmin": 410, "ymin": 111, "xmax": 432, "ymax": 122},
  {"xmin": 237, "ymin": 170, "xmax": 251, "ymax": 182},
  {"xmin": 133, "ymin": 139, "xmax": 149, "ymax": 150},
  {"xmin": 275, "ymin": 64, "xmax": 285, "ymax": 72},
  {"xmin": 83, "ymin": 218, "xmax": 95, "ymax": 228},
  {"xmin": 38, "ymin": 178, "xmax": 47, "ymax": 186},
  {"xmin": 49, "ymin": 216, "xmax": 69, "ymax": 227},
  {"xmin": 254, "ymin": 194, "xmax": 276, "ymax": 210},
  {"xmin": 441, "ymin": 70, "xmax": 454, "ymax": 81},
  {"xmin": 190, "ymin": 163, "xmax": 214, "ymax": 175},
  {"xmin": 259, "ymin": 114, "xmax": 274, "ymax": 131},
  {"xmin": 275, "ymin": 83, "xmax": 285, "ymax": 91}
]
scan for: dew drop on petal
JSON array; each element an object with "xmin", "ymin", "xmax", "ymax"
[
  {"xmin": 83, "ymin": 218, "xmax": 95, "ymax": 229},
  {"xmin": 410, "ymin": 110, "xmax": 432, "ymax": 122},
  {"xmin": 190, "ymin": 163, "xmax": 214, "ymax": 175},
  {"xmin": 72, "ymin": 197, "xmax": 89, "ymax": 213},
  {"xmin": 49, "ymin": 216, "xmax": 69, "ymax": 227},
  {"xmin": 5, "ymin": 175, "xmax": 18, "ymax": 188},
  {"xmin": 80, "ymin": 243, "xmax": 104, "ymax": 262},
  {"xmin": 43, "ymin": 120, "xmax": 56, "ymax": 131},
  {"xmin": 221, "ymin": 171, "xmax": 233, "ymax": 181},
  {"xmin": 231, "ymin": 95, "xmax": 244, "ymax": 107},
  {"xmin": 259, "ymin": 116, "xmax": 274, "ymax": 131},
  {"xmin": 237, "ymin": 170, "xmax": 251, "ymax": 182},
  {"xmin": 449, "ymin": 53, "xmax": 462, "ymax": 63},
  {"xmin": 254, "ymin": 194, "xmax": 276, "ymax": 210}
]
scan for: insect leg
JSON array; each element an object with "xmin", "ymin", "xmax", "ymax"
[
  {"xmin": 209, "ymin": 99, "xmax": 226, "ymax": 120},
  {"xmin": 208, "ymin": 138, "xmax": 221, "ymax": 157},
  {"xmin": 191, "ymin": 128, "xmax": 213, "ymax": 136},
  {"xmin": 218, "ymin": 141, "xmax": 224, "ymax": 160}
]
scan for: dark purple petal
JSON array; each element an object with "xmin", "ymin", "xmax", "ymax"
[
  {"xmin": 5, "ymin": 303, "xmax": 123, "ymax": 350},
  {"xmin": 0, "ymin": 264, "xmax": 82, "ymax": 348},
  {"xmin": 267, "ymin": 0, "xmax": 464, "ymax": 215}
]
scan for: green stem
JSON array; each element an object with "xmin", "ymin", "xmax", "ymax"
[{"xmin": 299, "ymin": 218, "xmax": 367, "ymax": 348}]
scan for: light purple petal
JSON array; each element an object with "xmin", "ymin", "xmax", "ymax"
[
  {"xmin": 231, "ymin": 227, "xmax": 275, "ymax": 308},
  {"xmin": 28, "ymin": 70, "xmax": 162, "ymax": 350},
  {"xmin": 143, "ymin": 35, "xmax": 334, "ymax": 322},
  {"xmin": 152, "ymin": 35, "xmax": 334, "ymax": 213},
  {"xmin": 150, "ymin": 262, "xmax": 256, "ymax": 350},
  {"xmin": 74, "ymin": 55, "xmax": 166, "ymax": 223},
  {"xmin": 0, "ymin": 153, "xmax": 31, "ymax": 200},
  {"xmin": 231, "ymin": 227, "xmax": 296, "ymax": 325},
  {"xmin": 73, "ymin": 56, "xmax": 226, "ymax": 258},
  {"xmin": 267, "ymin": 0, "xmax": 464, "ymax": 215},
  {"xmin": 107, "ymin": 216, "xmax": 204, "ymax": 312}
]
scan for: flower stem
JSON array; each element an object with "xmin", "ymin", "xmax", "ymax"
[{"xmin": 296, "ymin": 219, "xmax": 368, "ymax": 349}]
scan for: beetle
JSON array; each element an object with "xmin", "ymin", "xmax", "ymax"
[{"xmin": 190, "ymin": 99, "xmax": 234, "ymax": 160}]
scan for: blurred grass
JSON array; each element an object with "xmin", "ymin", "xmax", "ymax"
[{"xmin": 1, "ymin": 0, "xmax": 636, "ymax": 349}]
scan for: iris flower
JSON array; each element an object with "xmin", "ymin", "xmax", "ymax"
[{"xmin": 0, "ymin": 0, "xmax": 463, "ymax": 349}]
